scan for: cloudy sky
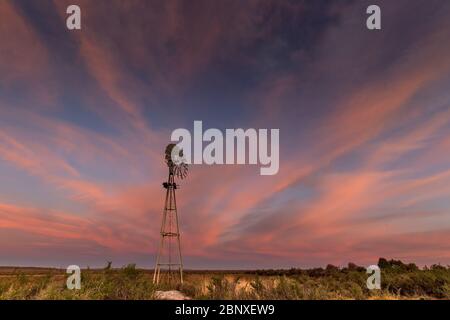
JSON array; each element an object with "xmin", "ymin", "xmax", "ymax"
[{"xmin": 1, "ymin": 0, "xmax": 450, "ymax": 269}]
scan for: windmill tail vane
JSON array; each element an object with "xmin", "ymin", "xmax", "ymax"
[{"xmin": 153, "ymin": 144, "xmax": 188, "ymax": 285}]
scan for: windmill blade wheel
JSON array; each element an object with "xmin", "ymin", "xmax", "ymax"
[{"xmin": 174, "ymin": 163, "xmax": 188, "ymax": 179}]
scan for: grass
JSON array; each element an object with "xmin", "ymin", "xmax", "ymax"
[{"xmin": 0, "ymin": 259, "xmax": 449, "ymax": 300}]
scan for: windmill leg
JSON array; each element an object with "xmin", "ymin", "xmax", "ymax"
[
  {"xmin": 173, "ymin": 187, "xmax": 184, "ymax": 284},
  {"xmin": 154, "ymin": 183, "xmax": 170, "ymax": 284},
  {"xmin": 178, "ymin": 235, "xmax": 184, "ymax": 284},
  {"xmin": 153, "ymin": 235, "xmax": 164, "ymax": 284}
]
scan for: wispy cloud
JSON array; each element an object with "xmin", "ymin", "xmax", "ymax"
[{"xmin": 0, "ymin": 0, "xmax": 449, "ymax": 268}]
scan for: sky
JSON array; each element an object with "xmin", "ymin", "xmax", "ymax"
[{"xmin": 1, "ymin": 0, "xmax": 450, "ymax": 269}]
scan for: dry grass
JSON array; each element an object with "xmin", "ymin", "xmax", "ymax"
[{"xmin": 0, "ymin": 260, "xmax": 449, "ymax": 300}]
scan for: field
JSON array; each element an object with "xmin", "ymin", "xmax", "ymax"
[{"xmin": 0, "ymin": 259, "xmax": 449, "ymax": 300}]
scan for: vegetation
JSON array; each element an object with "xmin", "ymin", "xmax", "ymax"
[{"xmin": 0, "ymin": 259, "xmax": 449, "ymax": 300}]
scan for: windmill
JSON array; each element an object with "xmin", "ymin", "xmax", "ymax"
[{"xmin": 153, "ymin": 144, "xmax": 188, "ymax": 284}]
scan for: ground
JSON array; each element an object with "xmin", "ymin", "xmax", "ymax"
[{"xmin": 0, "ymin": 260, "xmax": 449, "ymax": 300}]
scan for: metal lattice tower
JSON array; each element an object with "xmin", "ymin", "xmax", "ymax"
[{"xmin": 153, "ymin": 144, "xmax": 188, "ymax": 285}]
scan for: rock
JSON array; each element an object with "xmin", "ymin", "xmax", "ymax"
[{"xmin": 154, "ymin": 290, "xmax": 191, "ymax": 300}]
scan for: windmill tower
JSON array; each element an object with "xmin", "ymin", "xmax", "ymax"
[{"xmin": 153, "ymin": 144, "xmax": 188, "ymax": 285}]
